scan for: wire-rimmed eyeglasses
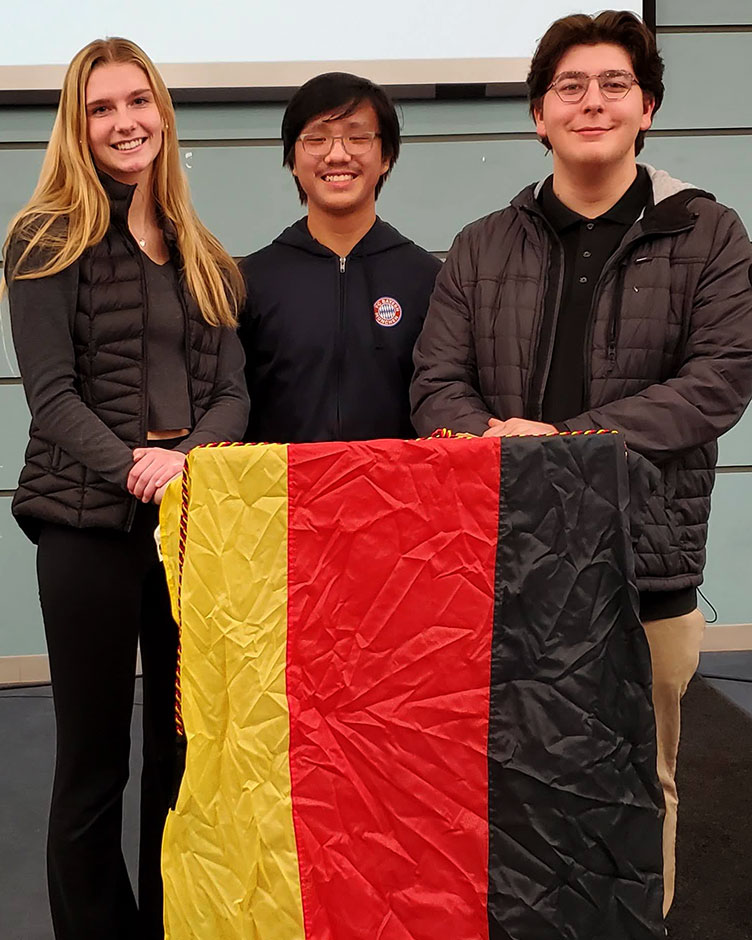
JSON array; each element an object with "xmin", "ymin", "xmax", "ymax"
[
  {"xmin": 547, "ymin": 70, "xmax": 640, "ymax": 103},
  {"xmin": 297, "ymin": 132, "xmax": 381, "ymax": 156}
]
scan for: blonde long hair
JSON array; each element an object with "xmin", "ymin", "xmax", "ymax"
[{"xmin": 3, "ymin": 37, "xmax": 243, "ymax": 327}]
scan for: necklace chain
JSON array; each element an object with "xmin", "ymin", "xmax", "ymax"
[
  {"xmin": 130, "ymin": 198, "xmax": 154, "ymax": 249},
  {"xmin": 130, "ymin": 221, "xmax": 148, "ymax": 249}
]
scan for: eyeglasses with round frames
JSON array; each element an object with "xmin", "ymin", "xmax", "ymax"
[
  {"xmin": 547, "ymin": 70, "xmax": 640, "ymax": 103},
  {"xmin": 297, "ymin": 131, "xmax": 381, "ymax": 156}
]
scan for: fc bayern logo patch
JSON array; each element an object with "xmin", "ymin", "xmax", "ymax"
[{"xmin": 373, "ymin": 296, "xmax": 402, "ymax": 327}]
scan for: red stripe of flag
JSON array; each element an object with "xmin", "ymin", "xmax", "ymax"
[{"xmin": 287, "ymin": 438, "xmax": 501, "ymax": 939}]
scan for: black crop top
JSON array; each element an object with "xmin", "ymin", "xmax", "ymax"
[{"xmin": 143, "ymin": 254, "xmax": 192, "ymax": 430}]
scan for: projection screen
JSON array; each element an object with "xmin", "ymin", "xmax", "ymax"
[{"xmin": 1, "ymin": 1, "xmax": 651, "ymax": 101}]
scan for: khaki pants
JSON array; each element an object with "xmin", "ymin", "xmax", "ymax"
[{"xmin": 642, "ymin": 608, "xmax": 706, "ymax": 916}]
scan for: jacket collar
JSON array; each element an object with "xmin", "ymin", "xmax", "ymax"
[
  {"xmin": 273, "ymin": 216, "xmax": 412, "ymax": 258},
  {"xmin": 537, "ymin": 166, "xmax": 652, "ymax": 233},
  {"xmin": 514, "ymin": 163, "xmax": 715, "ymax": 234},
  {"xmin": 96, "ymin": 168, "xmax": 178, "ymax": 247},
  {"xmin": 96, "ymin": 169, "xmax": 137, "ymax": 224}
]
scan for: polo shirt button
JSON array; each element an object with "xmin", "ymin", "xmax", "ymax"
[
  {"xmin": 579, "ymin": 276, "xmax": 588, "ymax": 283},
  {"xmin": 583, "ymin": 250, "xmax": 591, "ymax": 258},
  {"xmin": 586, "ymin": 223, "xmax": 595, "ymax": 230}
]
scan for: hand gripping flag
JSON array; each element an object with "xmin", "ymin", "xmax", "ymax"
[{"xmin": 159, "ymin": 433, "xmax": 664, "ymax": 940}]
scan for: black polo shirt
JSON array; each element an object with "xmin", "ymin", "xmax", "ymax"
[
  {"xmin": 537, "ymin": 168, "xmax": 696, "ymax": 622},
  {"xmin": 538, "ymin": 168, "xmax": 651, "ymax": 423}
]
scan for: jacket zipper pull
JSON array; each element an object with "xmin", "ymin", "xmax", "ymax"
[
  {"xmin": 607, "ymin": 260, "xmax": 628, "ymax": 365},
  {"xmin": 339, "ymin": 256, "xmax": 346, "ymax": 274}
]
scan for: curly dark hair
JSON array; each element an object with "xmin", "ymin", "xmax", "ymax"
[{"xmin": 527, "ymin": 10, "xmax": 664, "ymax": 156}]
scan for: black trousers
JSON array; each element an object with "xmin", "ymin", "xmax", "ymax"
[{"xmin": 37, "ymin": 502, "xmax": 178, "ymax": 940}]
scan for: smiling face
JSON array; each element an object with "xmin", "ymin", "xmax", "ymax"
[
  {"xmin": 86, "ymin": 61, "xmax": 163, "ymax": 186},
  {"xmin": 534, "ymin": 43, "xmax": 654, "ymax": 176},
  {"xmin": 292, "ymin": 103, "xmax": 390, "ymax": 219}
]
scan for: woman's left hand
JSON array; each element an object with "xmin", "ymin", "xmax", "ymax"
[
  {"xmin": 128, "ymin": 447, "xmax": 186, "ymax": 503},
  {"xmin": 482, "ymin": 417, "xmax": 557, "ymax": 437},
  {"xmin": 153, "ymin": 477, "xmax": 179, "ymax": 505}
]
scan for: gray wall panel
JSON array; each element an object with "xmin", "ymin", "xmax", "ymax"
[
  {"xmin": 184, "ymin": 139, "xmax": 553, "ymax": 256},
  {"xmin": 701, "ymin": 472, "xmax": 752, "ymax": 625},
  {"xmin": 718, "ymin": 408, "xmax": 752, "ymax": 467},
  {"xmin": 399, "ymin": 100, "xmax": 532, "ymax": 137},
  {"xmin": 638, "ymin": 136, "xmax": 752, "ymax": 229},
  {"xmin": 2, "ymin": 137, "xmax": 747, "ymax": 256},
  {"xmin": 658, "ymin": 0, "xmax": 752, "ymax": 26},
  {"xmin": 183, "ymin": 146, "xmax": 304, "ymax": 256},
  {"xmin": 377, "ymin": 139, "xmax": 552, "ymax": 252},
  {"xmin": 0, "ymin": 99, "xmax": 537, "ymax": 147},
  {"xmin": 176, "ymin": 99, "xmax": 533, "ymax": 141},
  {"xmin": 175, "ymin": 103, "xmax": 283, "ymax": 141},
  {"xmin": 0, "ymin": 497, "xmax": 45, "ymax": 657},
  {"xmin": 185, "ymin": 135, "xmax": 751, "ymax": 256},
  {"xmin": 0, "ymin": 384, "xmax": 28, "ymax": 490},
  {"xmin": 0, "ymin": 291, "xmax": 19, "ymax": 377},
  {"xmin": 654, "ymin": 33, "xmax": 752, "ymax": 130},
  {"xmin": 0, "ymin": 149, "xmax": 45, "ymax": 244},
  {"xmin": 0, "ymin": 108, "xmax": 54, "ymax": 144}
]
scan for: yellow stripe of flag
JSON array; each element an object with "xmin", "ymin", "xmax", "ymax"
[{"xmin": 160, "ymin": 444, "xmax": 306, "ymax": 940}]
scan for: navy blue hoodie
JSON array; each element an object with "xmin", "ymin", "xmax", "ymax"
[{"xmin": 239, "ymin": 218, "xmax": 441, "ymax": 443}]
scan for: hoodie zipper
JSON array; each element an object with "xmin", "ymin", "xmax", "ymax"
[{"xmin": 336, "ymin": 255, "xmax": 347, "ymax": 438}]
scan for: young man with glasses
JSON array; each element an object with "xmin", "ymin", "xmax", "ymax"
[
  {"xmin": 411, "ymin": 10, "xmax": 752, "ymax": 917},
  {"xmin": 238, "ymin": 72, "xmax": 440, "ymax": 443}
]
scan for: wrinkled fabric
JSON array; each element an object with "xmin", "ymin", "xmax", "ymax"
[
  {"xmin": 159, "ymin": 434, "xmax": 663, "ymax": 939},
  {"xmin": 489, "ymin": 435, "xmax": 663, "ymax": 939}
]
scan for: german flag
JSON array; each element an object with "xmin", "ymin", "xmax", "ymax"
[{"xmin": 159, "ymin": 433, "xmax": 664, "ymax": 939}]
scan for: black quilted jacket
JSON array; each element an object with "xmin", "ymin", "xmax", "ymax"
[
  {"xmin": 411, "ymin": 166, "xmax": 752, "ymax": 590},
  {"xmin": 6, "ymin": 172, "xmax": 248, "ymax": 540}
]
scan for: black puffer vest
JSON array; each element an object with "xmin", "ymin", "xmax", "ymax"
[{"xmin": 10, "ymin": 174, "xmax": 228, "ymax": 538}]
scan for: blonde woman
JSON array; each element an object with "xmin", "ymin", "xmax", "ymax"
[{"xmin": 3, "ymin": 38, "xmax": 248, "ymax": 939}]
